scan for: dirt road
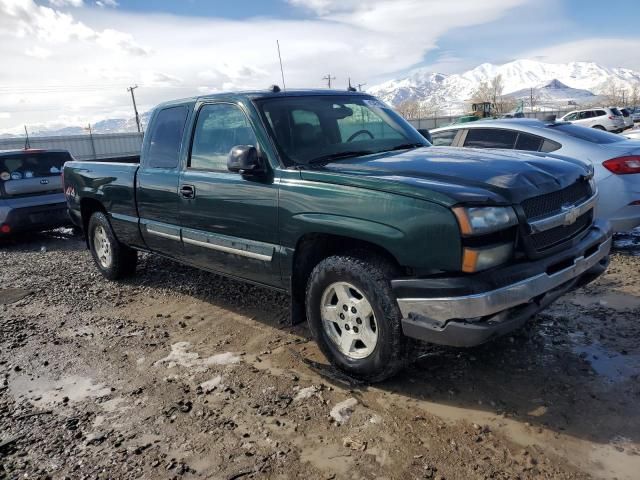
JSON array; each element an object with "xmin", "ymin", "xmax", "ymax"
[{"xmin": 1, "ymin": 229, "xmax": 639, "ymax": 479}]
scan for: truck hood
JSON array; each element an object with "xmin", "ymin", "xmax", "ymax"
[{"xmin": 300, "ymin": 146, "xmax": 591, "ymax": 205}]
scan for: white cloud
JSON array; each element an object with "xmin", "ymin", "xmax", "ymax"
[
  {"xmin": 48, "ymin": 0, "xmax": 84, "ymax": 7},
  {"xmin": 25, "ymin": 46, "xmax": 53, "ymax": 58},
  {"xmin": 95, "ymin": 0, "xmax": 118, "ymax": 8},
  {"xmin": 0, "ymin": 112, "xmax": 11, "ymax": 119},
  {"xmin": 0, "ymin": 0, "xmax": 148, "ymax": 54},
  {"xmin": 0, "ymin": 0, "xmax": 542, "ymax": 132},
  {"xmin": 523, "ymin": 38, "xmax": 640, "ymax": 72}
]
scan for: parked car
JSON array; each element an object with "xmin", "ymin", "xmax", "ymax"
[
  {"xmin": 559, "ymin": 107, "xmax": 624, "ymax": 132},
  {"xmin": 0, "ymin": 149, "xmax": 72, "ymax": 236},
  {"xmin": 619, "ymin": 108, "xmax": 634, "ymax": 130},
  {"xmin": 429, "ymin": 119, "xmax": 640, "ymax": 232},
  {"xmin": 64, "ymin": 89, "xmax": 611, "ymax": 381},
  {"xmin": 622, "ymin": 128, "xmax": 640, "ymax": 141},
  {"xmin": 631, "ymin": 107, "xmax": 640, "ymax": 123}
]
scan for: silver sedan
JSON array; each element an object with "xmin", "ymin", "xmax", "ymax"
[{"xmin": 429, "ymin": 119, "xmax": 640, "ymax": 232}]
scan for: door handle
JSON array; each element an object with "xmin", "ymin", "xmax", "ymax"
[{"xmin": 179, "ymin": 184, "xmax": 195, "ymax": 199}]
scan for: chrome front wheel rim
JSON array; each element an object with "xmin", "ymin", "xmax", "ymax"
[
  {"xmin": 320, "ymin": 281, "xmax": 378, "ymax": 359},
  {"xmin": 93, "ymin": 225, "xmax": 112, "ymax": 268}
]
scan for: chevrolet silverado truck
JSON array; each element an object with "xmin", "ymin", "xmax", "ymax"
[{"xmin": 63, "ymin": 89, "xmax": 612, "ymax": 381}]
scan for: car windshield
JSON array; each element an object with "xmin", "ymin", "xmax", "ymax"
[
  {"xmin": 546, "ymin": 123, "xmax": 625, "ymax": 144},
  {"xmin": 256, "ymin": 95, "xmax": 428, "ymax": 166}
]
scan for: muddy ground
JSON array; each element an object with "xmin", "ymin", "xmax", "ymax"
[{"xmin": 1, "ymin": 229, "xmax": 639, "ymax": 480}]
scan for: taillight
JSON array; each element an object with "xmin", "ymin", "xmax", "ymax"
[
  {"xmin": 603, "ymin": 156, "xmax": 640, "ymax": 174},
  {"xmin": 609, "ymin": 116, "xmax": 615, "ymax": 120}
]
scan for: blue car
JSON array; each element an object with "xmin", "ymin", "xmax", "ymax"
[{"xmin": 0, "ymin": 149, "xmax": 72, "ymax": 236}]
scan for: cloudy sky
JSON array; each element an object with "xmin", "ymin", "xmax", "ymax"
[{"xmin": 1, "ymin": 0, "xmax": 639, "ymax": 133}]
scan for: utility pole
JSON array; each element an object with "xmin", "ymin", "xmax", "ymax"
[
  {"xmin": 356, "ymin": 82, "xmax": 367, "ymax": 92},
  {"xmin": 85, "ymin": 124, "xmax": 97, "ymax": 160},
  {"xmin": 127, "ymin": 85, "xmax": 141, "ymax": 133},
  {"xmin": 530, "ymin": 88, "xmax": 534, "ymax": 114},
  {"xmin": 322, "ymin": 74, "xmax": 336, "ymax": 89},
  {"xmin": 23, "ymin": 125, "xmax": 30, "ymax": 150}
]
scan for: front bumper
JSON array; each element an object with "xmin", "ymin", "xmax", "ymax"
[{"xmin": 393, "ymin": 221, "xmax": 612, "ymax": 347}]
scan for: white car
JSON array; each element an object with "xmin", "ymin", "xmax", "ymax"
[
  {"xmin": 619, "ymin": 108, "xmax": 634, "ymax": 130},
  {"xmin": 428, "ymin": 119, "xmax": 640, "ymax": 232},
  {"xmin": 560, "ymin": 107, "xmax": 625, "ymax": 133},
  {"xmin": 623, "ymin": 128, "xmax": 640, "ymax": 141}
]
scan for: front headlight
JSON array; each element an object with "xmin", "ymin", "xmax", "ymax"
[{"xmin": 452, "ymin": 206, "xmax": 518, "ymax": 236}]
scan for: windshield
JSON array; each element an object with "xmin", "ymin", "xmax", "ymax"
[
  {"xmin": 256, "ymin": 95, "xmax": 428, "ymax": 165},
  {"xmin": 546, "ymin": 123, "xmax": 625, "ymax": 144}
]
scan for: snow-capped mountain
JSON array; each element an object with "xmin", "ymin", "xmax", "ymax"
[
  {"xmin": 369, "ymin": 59, "xmax": 640, "ymax": 113},
  {"xmin": 508, "ymin": 79, "xmax": 596, "ymax": 104}
]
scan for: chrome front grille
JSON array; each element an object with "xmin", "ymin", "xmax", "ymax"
[
  {"xmin": 522, "ymin": 179, "xmax": 592, "ymax": 220},
  {"xmin": 530, "ymin": 210, "xmax": 593, "ymax": 251},
  {"xmin": 521, "ymin": 179, "xmax": 595, "ymax": 253}
]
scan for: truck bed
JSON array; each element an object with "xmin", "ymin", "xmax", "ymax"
[{"xmin": 64, "ymin": 161, "xmax": 141, "ymax": 243}]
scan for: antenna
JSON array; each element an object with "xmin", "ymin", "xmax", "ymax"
[
  {"xmin": 276, "ymin": 40, "xmax": 286, "ymax": 91},
  {"xmin": 347, "ymin": 77, "xmax": 356, "ymax": 92}
]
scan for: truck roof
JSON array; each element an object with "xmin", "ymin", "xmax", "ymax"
[{"xmin": 154, "ymin": 88, "xmax": 371, "ymax": 109}]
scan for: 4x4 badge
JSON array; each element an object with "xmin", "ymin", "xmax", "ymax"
[{"xmin": 40, "ymin": 179, "xmax": 49, "ymax": 185}]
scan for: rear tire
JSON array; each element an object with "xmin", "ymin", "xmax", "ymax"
[
  {"xmin": 592, "ymin": 125, "xmax": 606, "ymax": 130},
  {"xmin": 87, "ymin": 211, "xmax": 137, "ymax": 280},
  {"xmin": 305, "ymin": 253, "xmax": 408, "ymax": 382}
]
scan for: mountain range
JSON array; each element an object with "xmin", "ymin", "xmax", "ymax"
[
  {"xmin": 368, "ymin": 59, "xmax": 640, "ymax": 113},
  {"xmin": 3, "ymin": 59, "xmax": 639, "ymax": 138}
]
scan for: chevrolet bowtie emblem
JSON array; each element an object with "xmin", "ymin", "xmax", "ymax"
[{"xmin": 562, "ymin": 205, "xmax": 579, "ymax": 226}]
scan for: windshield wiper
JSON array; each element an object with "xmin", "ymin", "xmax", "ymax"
[
  {"xmin": 308, "ymin": 150, "xmax": 374, "ymax": 165},
  {"xmin": 387, "ymin": 143, "xmax": 426, "ymax": 151}
]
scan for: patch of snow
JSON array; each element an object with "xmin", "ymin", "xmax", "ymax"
[
  {"xmin": 200, "ymin": 376, "xmax": 223, "ymax": 393},
  {"xmin": 154, "ymin": 342, "xmax": 240, "ymax": 369},
  {"xmin": 293, "ymin": 385, "xmax": 321, "ymax": 402},
  {"xmin": 330, "ymin": 397, "xmax": 358, "ymax": 425}
]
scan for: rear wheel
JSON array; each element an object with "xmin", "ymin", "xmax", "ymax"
[
  {"xmin": 305, "ymin": 253, "xmax": 408, "ymax": 382},
  {"xmin": 88, "ymin": 211, "xmax": 137, "ymax": 280}
]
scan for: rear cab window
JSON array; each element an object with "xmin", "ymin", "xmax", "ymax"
[
  {"xmin": 0, "ymin": 151, "xmax": 71, "ymax": 198},
  {"xmin": 146, "ymin": 106, "xmax": 189, "ymax": 169}
]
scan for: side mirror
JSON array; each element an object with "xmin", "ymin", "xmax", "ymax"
[
  {"xmin": 227, "ymin": 145, "xmax": 264, "ymax": 175},
  {"xmin": 417, "ymin": 129, "xmax": 432, "ymax": 143}
]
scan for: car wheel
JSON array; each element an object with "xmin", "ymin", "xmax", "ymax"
[
  {"xmin": 592, "ymin": 125, "xmax": 606, "ymax": 130},
  {"xmin": 88, "ymin": 211, "xmax": 137, "ymax": 280},
  {"xmin": 305, "ymin": 253, "xmax": 409, "ymax": 382}
]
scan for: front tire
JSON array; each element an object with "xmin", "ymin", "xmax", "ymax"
[
  {"xmin": 88, "ymin": 211, "xmax": 137, "ymax": 280},
  {"xmin": 305, "ymin": 253, "xmax": 408, "ymax": 382}
]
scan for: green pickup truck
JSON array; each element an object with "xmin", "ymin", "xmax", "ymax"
[{"xmin": 63, "ymin": 89, "xmax": 612, "ymax": 381}]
